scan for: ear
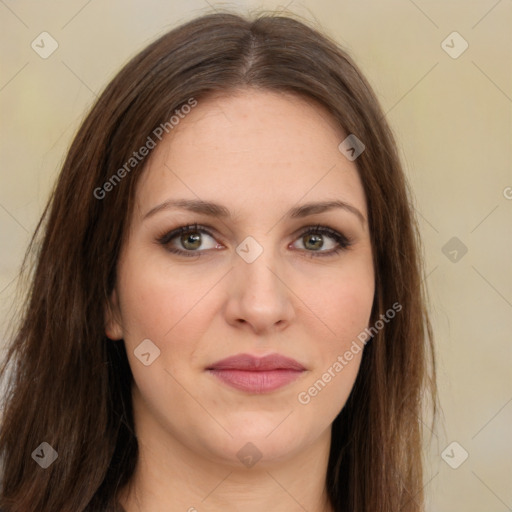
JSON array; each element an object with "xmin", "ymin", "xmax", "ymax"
[{"xmin": 104, "ymin": 288, "xmax": 124, "ymax": 340}]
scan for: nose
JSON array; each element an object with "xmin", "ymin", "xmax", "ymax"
[{"xmin": 223, "ymin": 243, "xmax": 295, "ymax": 335}]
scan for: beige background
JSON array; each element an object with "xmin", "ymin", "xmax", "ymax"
[{"xmin": 1, "ymin": 0, "xmax": 511, "ymax": 510}]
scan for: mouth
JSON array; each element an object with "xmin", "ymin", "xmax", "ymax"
[{"xmin": 206, "ymin": 353, "xmax": 306, "ymax": 393}]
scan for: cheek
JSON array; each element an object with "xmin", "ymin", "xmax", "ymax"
[
  {"xmin": 116, "ymin": 253, "xmax": 217, "ymax": 346},
  {"xmin": 295, "ymin": 257, "xmax": 374, "ymax": 414},
  {"xmin": 115, "ymin": 253, "xmax": 225, "ymax": 397},
  {"xmin": 318, "ymin": 280, "xmax": 373, "ymax": 338},
  {"xmin": 301, "ymin": 253, "xmax": 374, "ymax": 348},
  {"xmin": 115, "ymin": 258, "xmax": 213, "ymax": 416}
]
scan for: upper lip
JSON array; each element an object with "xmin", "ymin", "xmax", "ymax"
[{"xmin": 207, "ymin": 353, "xmax": 306, "ymax": 371}]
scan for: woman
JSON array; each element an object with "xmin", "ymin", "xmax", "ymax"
[{"xmin": 0, "ymin": 11, "xmax": 436, "ymax": 512}]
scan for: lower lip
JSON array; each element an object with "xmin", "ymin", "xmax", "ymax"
[{"xmin": 208, "ymin": 369, "xmax": 304, "ymax": 393}]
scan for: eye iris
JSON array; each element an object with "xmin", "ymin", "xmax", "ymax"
[
  {"xmin": 304, "ymin": 233, "xmax": 323, "ymax": 250},
  {"xmin": 181, "ymin": 231, "xmax": 201, "ymax": 250}
]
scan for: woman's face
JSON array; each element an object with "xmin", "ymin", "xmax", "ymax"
[{"xmin": 107, "ymin": 89, "xmax": 374, "ymax": 469}]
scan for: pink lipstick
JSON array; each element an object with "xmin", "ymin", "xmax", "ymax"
[{"xmin": 207, "ymin": 353, "xmax": 306, "ymax": 393}]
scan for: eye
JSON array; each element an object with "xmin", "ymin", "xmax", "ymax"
[
  {"xmin": 156, "ymin": 223, "xmax": 352, "ymax": 259},
  {"xmin": 291, "ymin": 225, "xmax": 352, "ymax": 257},
  {"xmin": 156, "ymin": 223, "xmax": 222, "ymax": 257}
]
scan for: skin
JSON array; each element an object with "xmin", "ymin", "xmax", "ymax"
[{"xmin": 106, "ymin": 89, "xmax": 375, "ymax": 512}]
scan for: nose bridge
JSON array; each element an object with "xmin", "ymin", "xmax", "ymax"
[
  {"xmin": 227, "ymin": 234, "xmax": 294, "ymax": 332},
  {"xmin": 235, "ymin": 236, "xmax": 282, "ymax": 297}
]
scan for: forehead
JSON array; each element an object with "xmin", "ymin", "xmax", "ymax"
[{"xmin": 133, "ymin": 89, "xmax": 367, "ymax": 222}]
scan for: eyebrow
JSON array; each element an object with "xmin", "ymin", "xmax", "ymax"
[{"xmin": 143, "ymin": 198, "xmax": 366, "ymax": 225}]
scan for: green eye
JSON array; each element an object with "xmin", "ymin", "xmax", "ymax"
[
  {"xmin": 292, "ymin": 225, "xmax": 351, "ymax": 257},
  {"xmin": 180, "ymin": 231, "xmax": 203, "ymax": 250},
  {"xmin": 157, "ymin": 223, "xmax": 351, "ymax": 258}
]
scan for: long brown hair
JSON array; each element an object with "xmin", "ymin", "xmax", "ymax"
[{"xmin": 0, "ymin": 11, "xmax": 436, "ymax": 511}]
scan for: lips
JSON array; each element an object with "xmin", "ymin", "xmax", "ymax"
[
  {"xmin": 208, "ymin": 353, "xmax": 306, "ymax": 371},
  {"xmin": 206, "ymin": 353, "xmax": 306, "ymax": 393}
]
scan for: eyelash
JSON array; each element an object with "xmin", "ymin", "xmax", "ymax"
[{"xmin": 156, "ymin": 222, "xmax": 352, "ymax": 258}]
